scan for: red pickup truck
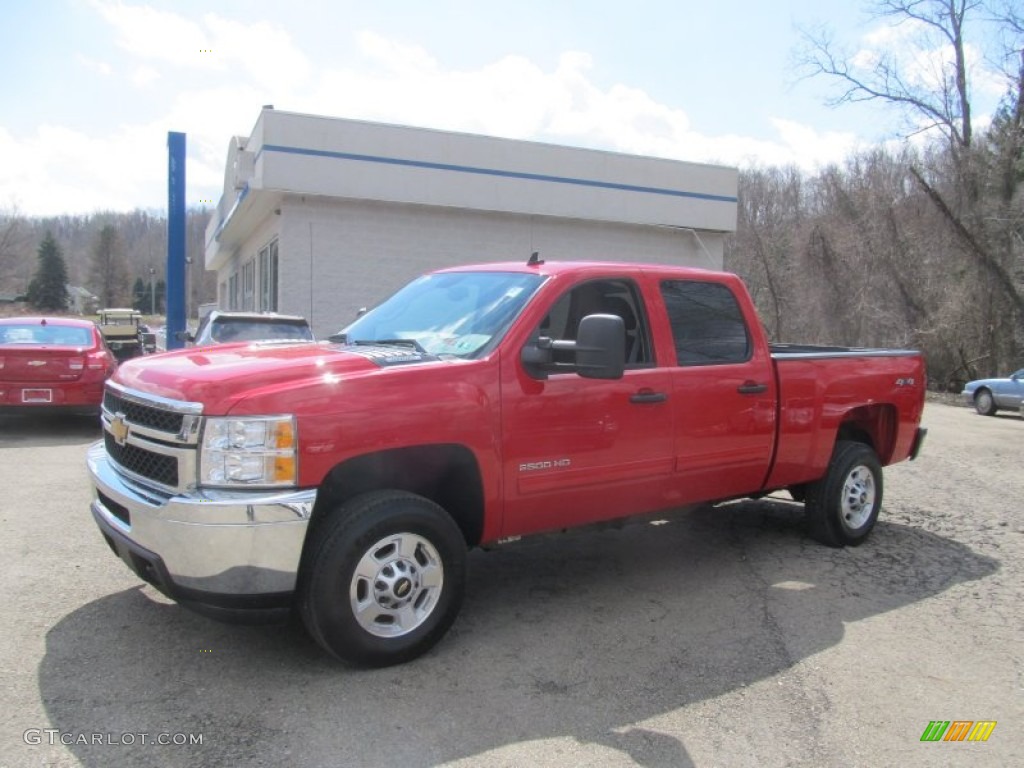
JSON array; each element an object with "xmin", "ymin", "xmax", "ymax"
[{"xmin": 87, "ymin": 259, "xmax": 926, "ymax": 666}]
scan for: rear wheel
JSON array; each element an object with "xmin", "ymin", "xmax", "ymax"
[
  {"xmin": 974, "ymin": 389, "xmax": 997, "ymax": 416},
  {"xmin": 299, "ymin": 490, "xmax": 466, "ymax": 667},
  {"xmin": 805, "ymin": 441, "xmax": 883, "ymax": 547}
]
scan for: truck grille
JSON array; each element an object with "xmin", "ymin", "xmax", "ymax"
[
  {"xmin": 105, "ymin": 432, "xmax": 179, "ymax": 487},
  {"xmin": 101, "ymin": 383, "xmax": 202, "ymax": 493},
  {"xmin": 103, "ymin": 390, "xmax": 185, "ymax": 434}
]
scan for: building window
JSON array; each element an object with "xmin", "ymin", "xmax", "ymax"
[
  {"xmin": 228, "ymin": 273, "xmax": 239, "ymax": 310},
  {"xmin": 242, "ymin": 259, "xmax": 256, "ymax": 311},
  {"xmin": 259, "ymin": 239, "xmax": 278, "ymax": 312}
]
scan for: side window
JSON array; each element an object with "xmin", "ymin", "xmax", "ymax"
[
  {"xmin": 660, "ymin": 280, "xmax": 751, "ymax": 366},
  {"xmin": 538, "ymin": 279, "xmax": 652, "ymax": 366}
]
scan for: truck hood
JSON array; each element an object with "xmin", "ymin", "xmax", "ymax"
[{"xmin": 113, "ymin": 341, "xmax": 434, "ymax": 412}]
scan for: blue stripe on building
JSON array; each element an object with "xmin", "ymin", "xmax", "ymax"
[{"xmin": 258, "ymin": 144, "xmax": 737, "ymax": 204}]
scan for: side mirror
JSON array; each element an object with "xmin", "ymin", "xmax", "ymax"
[
  {"xmin": 520, "ymin": 313, "xmax": 625, "ymax": 380},
  {"xmin": 575, "ymin": 314, "xmax": 625, "ymax": 379},
  {"xmin": 174, "ymin": 331, "xmax": 195, "ymax": 343}
]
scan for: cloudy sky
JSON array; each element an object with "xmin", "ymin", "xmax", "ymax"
[{"xmin": 0, "ymin": 0, "xmax": 1012, "ymax": 216}]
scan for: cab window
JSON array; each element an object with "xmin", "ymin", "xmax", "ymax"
[
  {"xmin": 660, "ymin": 280, "xmax": 750, "ymax": 365},
  {"xmin": 537, "ymin": 279, "xmax": 652, "ymax": 367}
]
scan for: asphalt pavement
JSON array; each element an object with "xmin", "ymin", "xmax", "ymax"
[{"xmin": 0, "ymin": 402, "xmax": 1020, "ymax": 767}]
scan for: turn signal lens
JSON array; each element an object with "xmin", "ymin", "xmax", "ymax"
[{"xmin": 199, "ymin": 416, "xmax": 298, "ymax": 488}]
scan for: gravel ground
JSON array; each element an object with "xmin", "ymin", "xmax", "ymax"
[{"xmin": 0, "ymin": 402, "xmax": 1021, "ymax": 767}]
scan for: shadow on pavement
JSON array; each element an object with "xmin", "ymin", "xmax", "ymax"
[
  {"xmin": 38, "ymin": 500, "xmax": 997, "ymax": 767},
  {"xmin": 0, "ymin": 411, "xmax": 102, "ymax": 446}
]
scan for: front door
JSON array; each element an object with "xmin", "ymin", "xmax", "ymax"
[{"xmin": 500, "ymin": 277, "xmax": 675, "ymax": 537}]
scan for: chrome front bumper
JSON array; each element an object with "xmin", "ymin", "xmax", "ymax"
[{"xmin": 87, "ymin": 441, "xmax": 315, "ymax": 618}]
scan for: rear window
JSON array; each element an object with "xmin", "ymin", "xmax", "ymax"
[
  {"xmin": 0, "ymin": 324, "xmax": 93, "ymax": 346},
  {"xmin": 210, "ymin": 320, "xmax": 312, "ymax": 343},
  {"xmin": 660, "ymin": 280, "xmax": 751, "ymax": 365}
]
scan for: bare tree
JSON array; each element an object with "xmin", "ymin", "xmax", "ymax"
[
  {"xmin": 0, "ymin": 206, "xmax": 30, "ymax": 292},
  {"xmin": 799, "ymin": 0, "xmax": 1024, "ymax": 373},
  {"xmin": 729, "ymin": 167, "xmax": 806, "ymax": 339},
  {"xmin": 90, "ymin": 224, "xmax": 130, "ymax": 307}
]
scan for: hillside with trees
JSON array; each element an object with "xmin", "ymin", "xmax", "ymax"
[
  {"xmin": 1, "ymin": 2, "xmax": 1019, "ymax": 391},
  {"xmin": 0, "ymin": 208, "xmax": 214, "ymax": 316}
]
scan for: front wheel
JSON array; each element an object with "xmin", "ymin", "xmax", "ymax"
[
  {"xmin": 805, "ymin": 441, "xmax": 883, "ymax": 547},
  {"xmin": 299, "ymin": 490, "xmax": 467, "ymax": 667},
  {"xmin": 974, "ymin": 389, "xmax": 997, "ymax": 416}
]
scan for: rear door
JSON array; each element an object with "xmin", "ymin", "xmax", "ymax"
[
  {"xmin": 655, "ymin": 278, "xmax": 777, "ymax": 503},
  {"xmin": 500, "ymin": 276, "xmax": 675, "ymax": 536}
]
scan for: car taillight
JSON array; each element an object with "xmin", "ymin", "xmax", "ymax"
[
  {"xmin": 87, "ymin": 351, "xmax": 112, "ymax": 370},
  {"xmin": 0, "ymin": 356, "xmax": 4, "ymax": 370}
]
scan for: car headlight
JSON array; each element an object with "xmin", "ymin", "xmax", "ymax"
[{"xmin": 199, "ymin": 416, "xmax": 297, "ymax": 488}]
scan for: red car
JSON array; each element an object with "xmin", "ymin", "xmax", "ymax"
[{"xmin": 0, "ymin": 317, "xmax": 117, "ymax": 414}]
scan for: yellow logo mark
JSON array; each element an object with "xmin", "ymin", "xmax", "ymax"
[
  {"xmin": 967, "ymin": 721, "xmax": 997, "ymax": 742},
  {"xmin": 109, "ymin": 413, "xmax": 129, "ymax": 446}
]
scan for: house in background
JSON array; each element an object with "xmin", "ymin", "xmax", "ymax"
[
  {"xmin": 204, "ymin": 107, "xmax": 738, "ymax": 338},
  {"xmin": 66, "ymin": 285, "xmax": 98, "ymax": 314}
]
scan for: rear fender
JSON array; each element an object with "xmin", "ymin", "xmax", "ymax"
[{"xmin": 836, "ymin": 404, "xmax": 897, "ymax": 464}]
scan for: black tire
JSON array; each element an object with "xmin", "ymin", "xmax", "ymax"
[
  {"xmin": 805, "ymin": 441, "xmax": 883, "ymax": 547},
  {"xmin": 974, "ymin": 389, "xmax": 997, "ymax": 416},
  {"xmin": 299, "ymin": 490, "xmax": 466, "ymax": 667}
]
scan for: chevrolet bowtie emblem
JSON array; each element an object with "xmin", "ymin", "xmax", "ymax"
[
  {"xmin": 110, "ymin": 413, "xmax": 130, "ymax": 446},
  {"xmin": 28, "ymin": 360, "xmax": 46, "ymax": 367}
]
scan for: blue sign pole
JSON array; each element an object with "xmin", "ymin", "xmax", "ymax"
[{"xmin": 166, "ymin": 132, "xmax": 186, "ymax": 350}]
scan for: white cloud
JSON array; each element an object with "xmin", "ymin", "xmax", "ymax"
[
  {"xmin": 308, "ymin": 34, "xmax": 853, "ymax": 172},
  {"xmin": 89, "ymin": 1, "xmax": 311, "ymax": 91},
  {"xmin": 90, "ymin": 0, "xmax": 210, "ymax": 68},
  {"xmin": 5, "ymin": 15, "xmax": 875, "ymax": 216},
  {"xmin": 77, "ymin": 55, "xmax": 113, "ymax": 76},
  {"xmin": 201, "ymin": 13, "xmax": 311, "ymax": 92},
  {"xmin": 0, "ymin": 123, "xmax": 165, "ymax": 215},
  {"xmin": 132, "ymin": 66, "xmax": 160, "ymax": 87}
]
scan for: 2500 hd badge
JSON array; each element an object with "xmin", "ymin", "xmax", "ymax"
[{"xmin": 519, "ymin": 459, "xmax": 572, "ymax": 471}]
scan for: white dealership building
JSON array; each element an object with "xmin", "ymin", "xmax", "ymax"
[{"xmin": 204, "ymin": 108, "xmax": 738, "ymax": 337}]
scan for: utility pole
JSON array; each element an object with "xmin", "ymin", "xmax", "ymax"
[{"xmin": 149, "ymin": 266, "xmax": 156, "ymax": 316}]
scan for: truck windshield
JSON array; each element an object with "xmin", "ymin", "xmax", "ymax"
[{"xmin": 340, "ymin": 271, "xmax": 544, "ymax": 358}]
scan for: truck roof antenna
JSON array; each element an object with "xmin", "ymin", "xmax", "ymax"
[{"xmin": 528, "ymin": 251, "xmax": 544, "ymax": 266}]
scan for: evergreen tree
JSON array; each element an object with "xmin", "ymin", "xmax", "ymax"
[
  {"xmin": 26, "ymin": 231, "xmax": 69, "ymax": 311},
  {"xmin": 132, "ymin": 277, "xmax": 147, "ymax": 312},
  {"xmin": 155, "ymin": 279, "xmax": 167, "ymax": 314}
]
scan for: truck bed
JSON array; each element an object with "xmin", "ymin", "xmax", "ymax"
[{"xmin": 770, "ymin": 342, "xmax": 920, "ymax": 359}]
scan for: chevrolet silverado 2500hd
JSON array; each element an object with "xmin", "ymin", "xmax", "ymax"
[{"xmin": 87, "ymin": 259, "xmax": 927, "ymax": 666}]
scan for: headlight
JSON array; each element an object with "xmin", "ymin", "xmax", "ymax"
[{"xmin": 199, "ymin": 416, "xmax": 297, "ymax": 488}]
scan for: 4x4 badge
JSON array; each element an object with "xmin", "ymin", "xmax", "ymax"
[{"xmin": 110, "ymin": 413, "xmax": 130, "ymax": 446}]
